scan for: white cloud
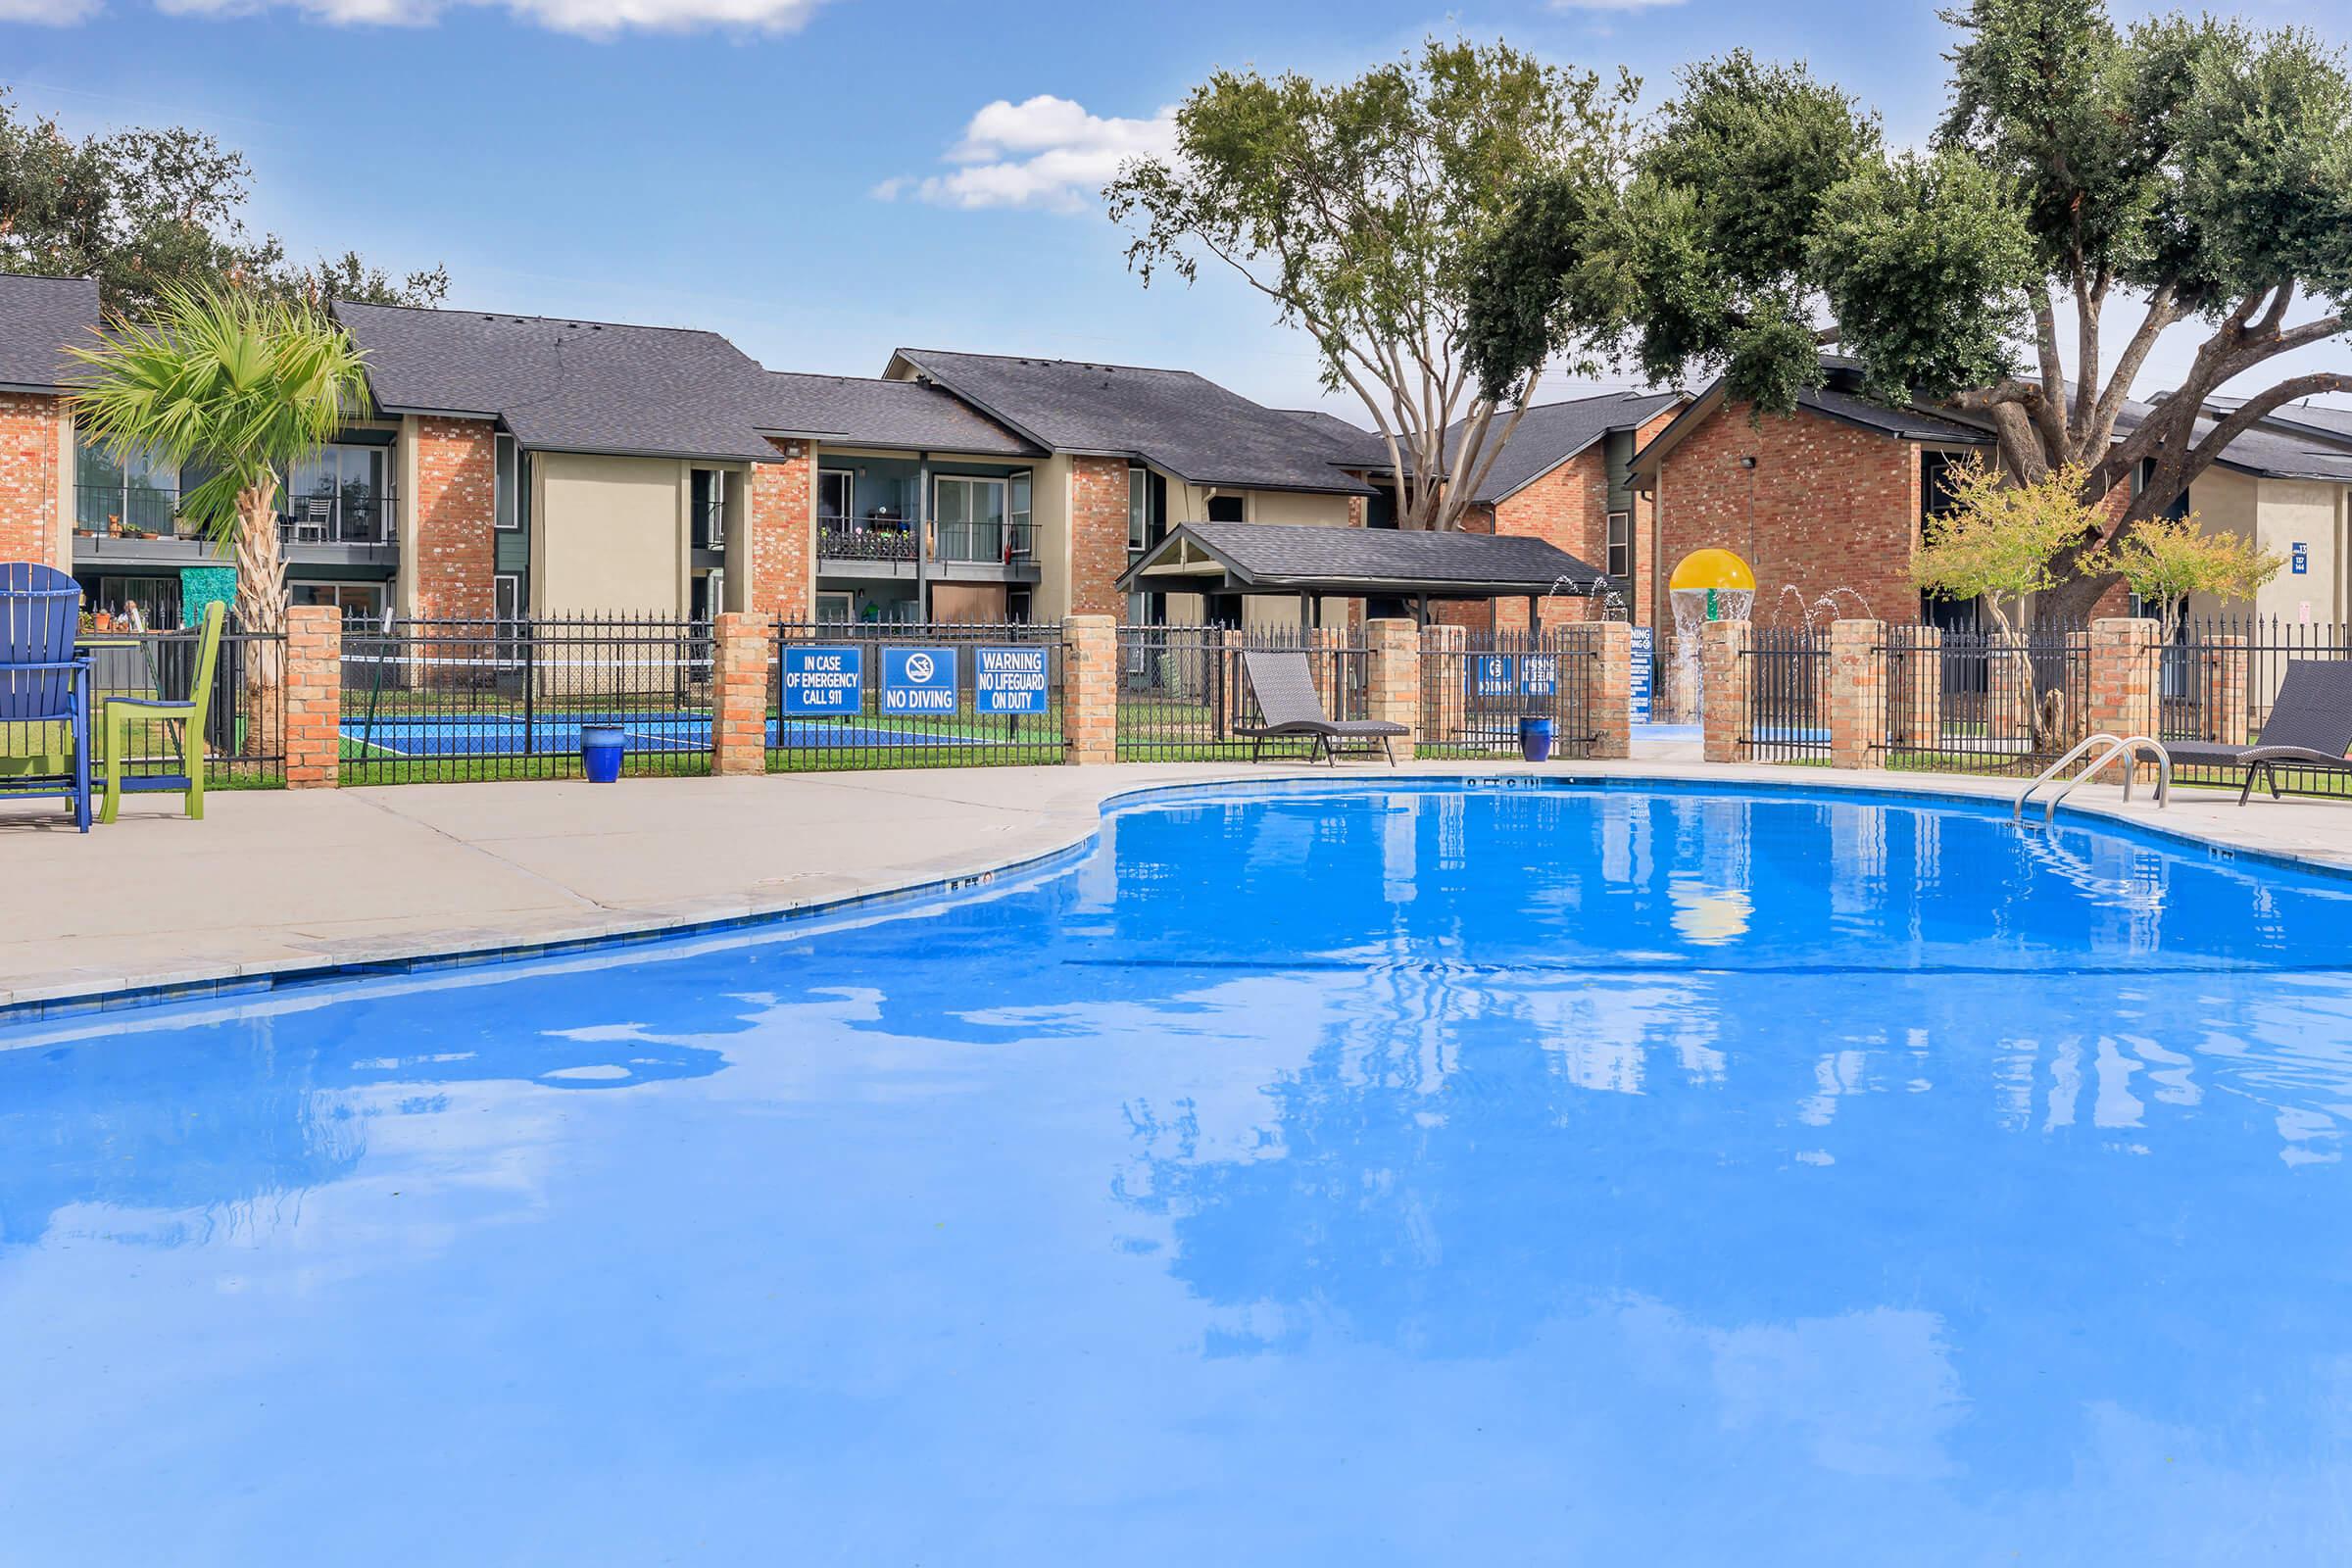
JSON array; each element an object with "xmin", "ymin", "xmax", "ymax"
[
  {"xmin": 875, "ymin": 95, "xmax": 1178, "ymax": 214},
  {"xmin": 0, "ymin": 0, "xmax": 101, "ymax": 21},
  {"xmin": 148, "ymin": 0, "xmax": 829, "ymax": 32}
]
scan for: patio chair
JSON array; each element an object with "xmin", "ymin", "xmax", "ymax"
[
  {"xmin": 98, "ymin": 600, "xmax": 224, "ymax": 824},
  {"xmin": 2164, "ymin": 660, "xmax": 2352, "ymax": 805},
  {"xmin": 1238, "ymin": 649, "xmax": 1405, "ymax": 765},
  {"xmin": 0, "ymin": 562, "xmax": 93, "ymax": 832}
]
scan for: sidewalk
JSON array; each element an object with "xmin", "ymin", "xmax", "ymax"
[{"xmin": 6, "ymin": 758, "xmax": 2349, "ymax": 1015}]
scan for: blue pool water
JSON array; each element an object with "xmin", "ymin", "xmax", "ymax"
[{"xmin": 5, "ymin": 781, "xmax": 2351, "ymax": 1563}]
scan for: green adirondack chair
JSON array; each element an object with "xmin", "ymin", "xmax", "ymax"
[{"xmin": 99, "ymin": 601, "xmax": 224, "ymax": 824}]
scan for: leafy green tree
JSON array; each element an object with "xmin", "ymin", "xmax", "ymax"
[
  {"xmin": 2089, "ymin": 513, "xmax": 2282, "ymax": 641},
  {"xmin": 69, "ymin": 283, "xmax": 371, "ymax": 726},
  {"xmin": 1106, "ymin": 39, "xmax": 1638, "ymax": 530},
  {"xmin": 0, "ymin": 89, "xmax": 447, "ymax": 316},
  {"xmin": 1468, "ymin": 1, "xmax": 2352, "ymax": 619}
]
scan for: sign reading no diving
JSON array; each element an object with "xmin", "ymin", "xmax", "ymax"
[{"xmin": 882, "ymin": 647, "xmax": 960, "ymax": 713}]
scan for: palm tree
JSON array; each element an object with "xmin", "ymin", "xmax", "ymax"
[{"xmin": 70, "ymin": 282, "xmax": 370, "ymax": 746}]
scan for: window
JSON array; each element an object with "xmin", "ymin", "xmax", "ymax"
[
  {"xmin": 935, "ymin": 475, "xmax": 1008, "ymax": 563},
  {"xmin": 1206, "ymin": 494, "xmax": 1246, "ymax": 523},
  {"xmin": 817, "ymin": 469, "xmax": 854, "ymax": 525},
  {"xmin": 2132, "ymin": 457, "xmax": 2192, "ymax": 521},
  {"xmin": 493, "ymin": 572, "xmax": 523, "ymax": 622},
  {"xmin": 690, "ymin": 469, "xmax": 727, "ymax": 552},
  {"xmin": 1008, "ymin": 470, "xmax": 1034, "ymax": 558},
  {"xmin": 75, "ymin": 439, "xmax": 178, "ymax": 536},
  {"xmin": 90, "ymin": 573, "xmax": 182, "ymax": 629},
  {"xmin": 1606, "ymin": 510, "xmax": 1631, "ymax": 581},
  {"xmin": 495, "ymin": 434, "xmax": 519, "ymax": 530},
  {"xmin": 816, "ymin": 591, "xmax": 855, "ymax": 623},
  {"xmin": 1128, "ymin": 466, "xmax": 1151, "ymax": 551}
]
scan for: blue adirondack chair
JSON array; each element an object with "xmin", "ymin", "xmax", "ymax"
[{"xmin": 0, "ymin": 562, "xmax": 93, "ymax": 832}]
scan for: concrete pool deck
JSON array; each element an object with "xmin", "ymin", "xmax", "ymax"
[{"xmin": 6, "ymin": 758, "xmax": 2351, "ymax": 1016}]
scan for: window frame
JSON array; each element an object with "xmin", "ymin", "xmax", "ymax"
[
  {"xmin": 494, "ymin": 433, "xmax": 521, "ymax": 531},
  {"xmin": 1605, "ymin": 509, "xmax": 1631, "ymax": 581}
]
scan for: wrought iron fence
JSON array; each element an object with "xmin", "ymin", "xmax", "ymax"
[
  {"xmin": 78, "ymin": 623, "xmax": 286, "ymax": 787},
  {"xmin": 2164, "ymin": 616, "xmax": 2352, "ymax": 797},
  {"xmin": 339, "ymin": 615, "xmax": 713, "ymax": 785},
  {"xmin": 1740, "ymin": 627, "xmax": 1830, "ymax": 763},
  {"xmin": 1876, "ymin": 623, "xmax": 2090, "ymax": 776},
  {"xmin": 1416, "ymin": 627, "xmax": 1602, "ymax": 759},
  {"xmin": 772, "ymin": 619, "xmax": 1063, "ymax": 771},
  {"xmin": 1114, "ymin": 624, "xmax": 1369, "ymax": 760}
]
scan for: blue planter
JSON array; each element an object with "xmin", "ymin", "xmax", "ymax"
[
  {"xmin": 1518, "ymin": 715, "xmax": 1554, "ymax": 763},
  {"xmin": 580, "ymin": 725, "xmax": 626, "ymax": 784}
]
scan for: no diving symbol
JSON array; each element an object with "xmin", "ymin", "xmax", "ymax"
[{"xmin": 906, "ymin": 652, "xmax": 937, "ymax": 683}]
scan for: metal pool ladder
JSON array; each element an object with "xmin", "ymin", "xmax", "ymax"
[{"xmin": 2014, "ymin": 733, "xmax": 2172, "ymax": 825}]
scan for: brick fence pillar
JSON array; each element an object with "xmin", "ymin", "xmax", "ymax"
[
  {"xmin": 710, "ymin": 612, "xmax": 771, "ymax": 776},
  {"xmin": 1422, "ymin": 622, "xmax": 1466, "ymax": 748},
  {"xmin": 1062, "ymin": 614, "xmax": 1116, "ymax": 763},
  {"xmin": 283, "ymin": 605, "xmax": 341, "ymax": 789},
  {"xmin": 1365, "ymin": 617, "xmax": 1420, "ymax": 757},
  {"xmin": 2086, "ymin": 616, "xmax": 2161, "ymax": 782},
  {"xmin": 2201, "ymin": 635, "xmax": 2249, "ymax": 745},
  {"xmin": 1827, "ymin": 618, "xmax": 1885, "ymax": 771},
  {"xmin": 1587, "ymin": 619, "xmax": 1631, "ymax": 760},
  {"xmin": 1700, "ymin": 618, "xmax": 1750, "ymax": 764},
  {"xmin": 1889, "ymin": 624, "xmax": 1942, "ymax": 748}
]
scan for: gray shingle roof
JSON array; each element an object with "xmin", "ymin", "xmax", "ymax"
[
  {"xmin": 1798, "ymin": 384, "xmax": 1991, "ymax": 444},
  {"xmin": 334, "ymin": 299, "xmax": 783, "ymax": 464},
  {"xmin": 2120, "ymin": 399, "xmax": 2352, "ymax": 484},
  {"xmin": 2205, "ymin": 396, "xmax": 2352, "ymax": 464},
  {"xmin": 1118, "ymin": 518, "xmax": 1609, "ymax": 597},
  {"xmin": 0, "ymin": 274, "xmax": 100, "ymax": 394},
  {"xmin": 755, "ymin": 371, "xmax": 1041, "ymax": 456},
  {"xmin": 1277, "ymin": 408, "xmax": 1395, "ymax": 466},
  {"xmin": 890, "ymin": 349, "xmax": 1374, "ymax": 494},
  {"xmin": 1445, "ymin": 390, "xmax": 1685, "ymax": 505}
]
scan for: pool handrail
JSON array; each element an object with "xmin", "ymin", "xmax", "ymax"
[{"xmin": 2014, "ymin": 732, "xmax": 2171, "ymax": 825}]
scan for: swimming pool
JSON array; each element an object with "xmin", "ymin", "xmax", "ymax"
[{"xmin": 4, "ymin": 780, "xmax": 2348, "ymax": 1563}]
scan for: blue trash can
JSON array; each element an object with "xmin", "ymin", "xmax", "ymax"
[
  {"xmin": 580, "ymin": 725, "xmax": 626, "ymax": 784},
  {"xmin": 1519, "ymin": 715, "xmax": 1554, "ymax": 763}
]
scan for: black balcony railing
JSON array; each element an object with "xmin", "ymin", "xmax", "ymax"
[
  {"xmin": 74, "ymin": 485, "xmax": 203, "ymax": 541},
  {"xmin": 934, "ymin": 519, "xmax": 1036, "ymax": 565},
  {"xmin": 74, "ymin": 486, "xmax": 399, "ymax": 548},
  {"xmin": 818, "ymin": 521, "xmax": 918, "ymax": 564},
  {"xmin": 277, "ymin": 494, "xmax": 399, "ymax": 547}
]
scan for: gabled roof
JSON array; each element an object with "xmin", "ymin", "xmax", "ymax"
[
  {"xmin": 2124, "ymin": 398, "xmax": 2352, "ymax": 484},
  {"xmin": 754, "ymin": 371, "xmax": 1041, "ymax": 457},
  {"xmin": 0, "ymin": 274, "xmax": 101, "ymax": 395},
  {"xmin": 1629, "ymin": 369, "xmax": 1992, "ymax": 482},
  {"xmin": 1445, "ymin": 390, "xmax": 1686, "ymax": 505},
  {"xmin": 2204, "ymin": 396, "xmax": 2352, "ymax": 460},
  {"xmin": 1115, "ymin": 518, "xmax": 1610, "ymax": 600},
  {"xmin": 334, "ymin": 299, "xmax": 783, "ymax": 465},
  {"xmin": 886, "ymin": 348, "xmax": 1375, "ymax": 495},
  {"xmin": 1276, "ymin": 407, "xmax": 1396, "ymax": 467}
]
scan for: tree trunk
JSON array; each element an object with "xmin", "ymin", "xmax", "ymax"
[
  {"xmin": 232, "ymin": 480, "xmax": 285, "ymax": 760},
  {"xmin": 2034, "ymin": 569, "xmax": 2124, "ymax": 629}
]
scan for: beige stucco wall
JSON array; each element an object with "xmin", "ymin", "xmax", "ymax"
[
  {"xmin": 531, "ymin": 453, "xmax": 688, "ymax": 615},
  {"xmin": 2184, "ymin": 470, "xmax": 2348, "ymax": 621}
]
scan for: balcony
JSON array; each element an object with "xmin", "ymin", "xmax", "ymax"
[
  {"xmin": 818, "ymin": 518, "xmax": 918, "ymax": 582},
  {"xmin": 932, "ymin": 518, "xmax": 1039, "ymax": 583},
  {"xmin": 73, "ymin": 487, "xmax": 398, "ymax": 571}
]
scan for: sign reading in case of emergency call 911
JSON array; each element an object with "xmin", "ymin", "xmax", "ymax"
[
  {"xmin": 779, "ymin": 646, "xmax": 862, "ymax": 714},
  {"xmin": 974, "ymin": 646, "xmax": 1050, "ymax": 714},
  {"xmin": 1472, "ymin": 654, "xmax": 1558, "ymax": 698},
  {"xmin": 883, "ymin": 647, "xmax": 961, "ymax": 713}
]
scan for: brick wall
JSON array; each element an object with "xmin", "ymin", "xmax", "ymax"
[
  {"xmin": 411, "ymin": 416, "xmax": 498, "ymax": 618},
  {"xmin": 1495, "ymin": 446, "xmax": 1612, "ymax": 629},
  {"xmin": 1068, "ymin": 456, "xmax": 1129, "ymax": 619},
  {"xmin": 1657, "ymin": 400, "xmax": 1923, "ymax": 625},
  {"xmin": 0, "ymin": 391, "xmax": 66, "ymax": 567},
  {"xmin": 752, "ymin": 440, "xmax": 811, "ymax": 618}
]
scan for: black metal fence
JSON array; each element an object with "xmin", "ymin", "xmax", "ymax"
[
  {"xmin": 772, "ymin": 620, "xmax": 1063, "ymax": 771},
  {"xmin": 1417, "ymin": 627, "xmax": 1602, "ymax": 759},
  {"xmin": 83, "ymin": 624, "xmax": 286, "ymax": 787},
  {"xmin": 2163, "ymin": 616, "xmax": 2352, "ymax": 796},
  {"xmin": 1740, "ymin": 627, "xmax": 1830, "ymax": 763},
  {"xmin": 1876, "ymin": 623, "xmax": 2091, "ymax": 777},
  {"xmin": 340, "ymin": 615, "xmax": 713, "ymax": 785},
  {"xmin": 1114, "ymin": 624, "xmax": 1369, "ymax": 760}
]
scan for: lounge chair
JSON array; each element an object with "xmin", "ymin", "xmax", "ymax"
[
  {"xmin": 98, "ymin": 600, "xmax": 223, "ymax": 824},
  {"xmin": 0, "ymin": 562, "xmax": 93, "ymax": 832},
  {"xmin": 2165, "ymin": 659, "xmax": 2352, "ymax": 805},
  {"xmin": 1238, "ymin": 649, "xmax": 1406, "ymax": 765}
]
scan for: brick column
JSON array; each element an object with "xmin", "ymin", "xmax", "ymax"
[
  {"xmin": 1700, "ymin": 618, "xmax": 1750, "ymax": 763},
  {"xmin": 1826, "ymin": 618, "xmax": 1885, "ymax": 771},
  {"xmin": 1062, "ymin": 614, "xmax": 1116, "ymax": 763},
  {"xmin": 1587, "ymin": 619, "xmax": 1631, "ymax": 760},
  {"xmin": 1889, "ymin": 625, "xmax": 1941, "ymax": 748},
  {"xmin": 284, "ymin": 605, "xmax": 342, "ymax": 789},
  {"xmin": 710, "ymin": 612, "xmax": 771, "ymax": 776},
  {"xmin": 2086, "ymin": 616, "xmax": 2161, "ymax": 782},
  {"xmin": 1365, "ymin": 617, "xmax": 1420, "ymax": 757},
  {"xmin": 1422, "ymin": 622, "xmax": 1467, "ymax": 748}
]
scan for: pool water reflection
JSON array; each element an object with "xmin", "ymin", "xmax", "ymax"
[{"xmin": 3, "ymin": 783, "xmax": 2349, "ymax": 1563}]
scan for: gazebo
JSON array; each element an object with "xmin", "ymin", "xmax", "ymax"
[{"xmin": 1113, "ymin": 520, "xmax": 1615, "ymax": 627}]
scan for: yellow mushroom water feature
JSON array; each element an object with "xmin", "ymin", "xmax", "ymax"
[{"xmin": 1666, "ymin": 549, "xmax": 1758, "ymax": 723}]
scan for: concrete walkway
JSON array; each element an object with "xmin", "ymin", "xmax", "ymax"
[{"xmin": 6, "ymin": 758, "xmax": 2350, "ymax": 1015}]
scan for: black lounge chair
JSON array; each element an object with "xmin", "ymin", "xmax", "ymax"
[
  {"xmin": 2166, "ymin": 660, "xmax": 2352, "ymax": 805},
  {"xmin": 1238, "ymin": 649, "xmax": 1406, "ymax": 765}
]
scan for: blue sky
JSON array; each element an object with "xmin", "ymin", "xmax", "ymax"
[{"xmin": 4, "ymin": 0, "xmax": 2347, "ymax": 415}]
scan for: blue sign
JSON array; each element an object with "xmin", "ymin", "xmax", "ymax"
[
  {"xmin": 1471, "ymin": 654, "xmax": 1517, "ymax": 697},
  {"xmin": 2292, "ymin": 542, "xmax": 2309, "ymax": 576},
  {"xmin": 1520, "ymin": 654, "xmax": 1559, "ymax": 698},
  {"xmin": 882, "ymin": 647, "xmax": 959, "ymax": 713},
  {"xmin": 1630, "ymin": 626, "xmax": 1654, "ymax": 724},
  {"xmin": 975, "ymin": 646, "xmax": 1050, "ymax": 713},
  {"xmin": 779, "ymin": 646, "xmax": 862, "ymax": 714}
]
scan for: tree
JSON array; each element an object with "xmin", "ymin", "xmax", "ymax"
[
  {"xmin": 1911, "ymin": 460, "xmax": 2102, "ymax": 745},
  {"xmin": 0, "ymin": 89, "xmax": 448, "ymax": 316},
  {"xmin": 69, "ymin": 283, "xmax": 371, "ymax": 735},
  {"xmin": 1106, "ymin": 38, "xmax": 1638, "ymax": 530},
  {"xmin": 2089, "ymin": 513, "xmax": 2281, "ymax": 642},
  {"xmin": 1466, "ymin": 1, "xmax": 2352, "ymax": 617}
]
